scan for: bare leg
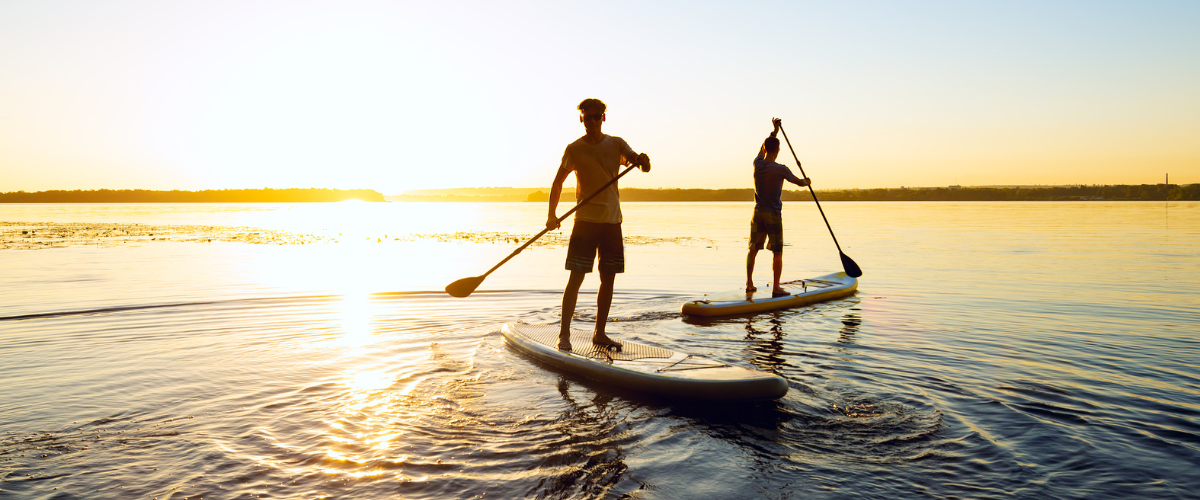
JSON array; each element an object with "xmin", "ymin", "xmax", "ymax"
[
  {"xmin": 558, "ymin": 271, "xmax": 586, "ymax": 350},
  {"xmin": 771, "ymin": 251, "xmax": 787, "ymax": 295},
  {"xmin": 592, "ymin": 271, "xmax": 619, "ymax": 347},
  {"xmin": 746, "ymin": 234, "xmax": 764, "ymax": 292}
]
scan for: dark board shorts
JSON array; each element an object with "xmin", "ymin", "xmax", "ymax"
[
  {"xmin": 749, "ymin": 210, "xmax": 784, "ymax": 253},
  {"xmin": 566, "ymin": 220, "xmax": 624, "ymax": 274}
]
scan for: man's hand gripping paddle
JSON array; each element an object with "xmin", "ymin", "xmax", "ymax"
[
  {"xmin": 778, "ymin": 123, "xmax": 863, "ymax": 278},
  {"xmin": 445, "ymin": 165, "xmax": 639, "ymax": 298}
]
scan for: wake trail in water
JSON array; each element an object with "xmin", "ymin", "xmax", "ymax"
[{"xmin": 0, "ymin": 289, "xmax": 572, "ymax": 322}]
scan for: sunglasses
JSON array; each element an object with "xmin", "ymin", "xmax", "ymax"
[{"xmin": 581, "ymin": 113, "xmax": 604, "ymax": 122}]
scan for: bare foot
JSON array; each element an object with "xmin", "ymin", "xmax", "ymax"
[
  {"xmin": 745, "ymin": 284, "xmax": 758, "ymax": 293},
  {"xmin": 771, "ymin": 288, "xmax": 791, "ymax": 298},
  {"xmin": 557, "ymin": 332, "xmax": 572, "ymax": 351},
  {"xmin": 591, "ymin": 332, "xmax": 622, "ymax": 352}
]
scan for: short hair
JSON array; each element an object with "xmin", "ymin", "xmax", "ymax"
[
  {"xmin": 577, "ymin": 98, "xmax": 606, "ymax": 115},
  {"xmin": 764, "ymin": 137, "xmax": 780, "ymax": 153}
]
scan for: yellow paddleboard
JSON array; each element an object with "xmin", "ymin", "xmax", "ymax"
[{"xmin": 682, "ymin": 271, "xmax": 858, "ymax": 317}]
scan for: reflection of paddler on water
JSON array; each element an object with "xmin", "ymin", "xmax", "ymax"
[
  {"xmin": 744, "ymin": 314, "xmax": 788, "ymax": 370},
  {"xmin": 546, "ymin": 98, "xmax": 651, "ymax": 352},
  {"xmin": 747, "ymin": 117, "xmax": 812, "ymax": 298}
]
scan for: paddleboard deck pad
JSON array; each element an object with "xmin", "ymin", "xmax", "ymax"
[
  {"xmin": 682, "ymin": 271, "xmax": 858, "ymax": 317},
  {"xmin": 501, "ymin": 323, "xmax": 788, "ymax": 400}
]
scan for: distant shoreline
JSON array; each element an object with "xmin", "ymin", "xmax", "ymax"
[
  {"xmin": 388, "ymin": 184, "xmax": 1198, "ymax": 203},
  {"xmin": 0, "ymin": 188, "xmax": 386, "ymax": 203},
  {"xmin": 3, "ymin": 185, "xmax": 1195, "ymax": 203}
]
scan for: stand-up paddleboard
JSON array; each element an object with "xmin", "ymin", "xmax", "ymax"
[
  {"xmin": 682, "ymin": 271, "xmax": 858, "ymax": 317},
  {"xmin": 501, "ymin": 323, "xmax": 788, "ymax": 400}
]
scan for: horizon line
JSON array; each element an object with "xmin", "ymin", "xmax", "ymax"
[
  {"xmin": 3, "ymin": 182, "xmax": 1196, "ymax": 196},
  {"xmin": 392, "ymin": 182, "xmax": 1196, "ymax": 194}
]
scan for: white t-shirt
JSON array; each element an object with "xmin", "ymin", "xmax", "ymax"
[{"xmin": 559, "ymin": 135, "xmax": 638, "ymax": 224}]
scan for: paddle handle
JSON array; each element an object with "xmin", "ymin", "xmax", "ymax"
[
  {"xmin": 478, "ymin": 164, "xmax": 639, "ymax": 279},
  {"xmin": 778, "ymin": 125, "xmax": 845, "ymax": 254}
]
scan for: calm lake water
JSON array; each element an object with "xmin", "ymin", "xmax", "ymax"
[{"xmin": 1, "ymin": 201, "xmax": 1198, "ymax": 499}]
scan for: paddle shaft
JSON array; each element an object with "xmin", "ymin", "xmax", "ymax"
[
  {"xmin": 778, "ymin": 125, "xmax": 847, "ymax": 254},
  {"xmin": 476, "ymin": 165, "xmax": 638, "ymax": 279}
]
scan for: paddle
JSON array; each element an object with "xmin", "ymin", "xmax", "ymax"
[
  {"xmin": 445, "ymin": 164, "xmax": 640, "ymax": 297},
  {"xmin": 778, "ymin": 124, "xmax": 863, "ymax": 278}
]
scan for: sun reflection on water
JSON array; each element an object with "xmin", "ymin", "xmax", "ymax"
[
  {"xmin": 336, "ymin": 293, "xmax": 375, "ymax": 348},
  {"xmin": 347, "ymin": 370, "xmax": 392, "ymax": 391}
]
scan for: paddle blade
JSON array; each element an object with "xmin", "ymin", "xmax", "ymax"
[
  {"xmin": 840, "ymin": 252, "xmax": 863, "ymax": 278},
  {"xmin": 445, "ymin": 275, "xmax": 485, "ymax": 298}
]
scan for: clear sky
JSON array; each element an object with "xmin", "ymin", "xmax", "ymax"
[{"xmin": 1, "ymin": 0, "xmax": 1197, "ymax": 193}]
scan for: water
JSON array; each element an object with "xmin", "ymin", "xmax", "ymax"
[{"xmin": 1, "ymin": 201, "xmax": 1198, "ymax": 499}]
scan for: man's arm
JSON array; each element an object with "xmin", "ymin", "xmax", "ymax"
[
  {"xmin": 617, "ymin": 138, "xmax": 651, "ymax": 173},
  {"xmin": 757, "ymin": 118, "xmax": 782, "ymax": 160},
  {"xmin": 786, "ymin": 168, "xmax": 811, "ymax": 188},
  {"xmin": 770, "ymin": 118, "xmax": 810, "ymax": 187},
  {"xmin": 547, "ymin": 166, "xmax": 571, "ymax": 230}
]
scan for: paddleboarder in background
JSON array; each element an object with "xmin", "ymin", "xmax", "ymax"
[
  {"xmin": 546, "ymin": 98, "xmax": 651, "ymax": 351},
  {"xmin": 747, "ymin": 118, "xmax": 811, "ymax": 297}
]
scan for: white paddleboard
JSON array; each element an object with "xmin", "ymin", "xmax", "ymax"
[
  {"xmin": 501, "ymin": 323, "xmax": 788, "ymax": 400},
  {"xmin": 682, "ymin": 271, "xmax": 858, "ymax": 317}
]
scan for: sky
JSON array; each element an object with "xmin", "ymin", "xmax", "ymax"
[{"xmin": 1, "ymin": 0, "xmax": 1197, "ymax": 193}]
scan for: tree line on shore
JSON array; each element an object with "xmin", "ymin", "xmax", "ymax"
[
  {"xmin": 526, "ymin": 184, "xmax": 1199, "ymax": 202},
  {"xmin": 789, "ymin": 184, "xmax": 1198, "ymax": 202},
  {"xmin": 5, "ymin": 184, "xmax": 1196, "ymax": 203},
  {"xmin": 0, "ymin": 188, "xmax": 386, "ymax": 203}
]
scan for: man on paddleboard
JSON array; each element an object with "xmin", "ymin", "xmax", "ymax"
[
  {"xmin": 747, "ymin": 118, "xmax": 811, "ymax": 298},
  {"xmin": 546, "ymin": 98, "xmax": 651, "ymax": 351}
]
